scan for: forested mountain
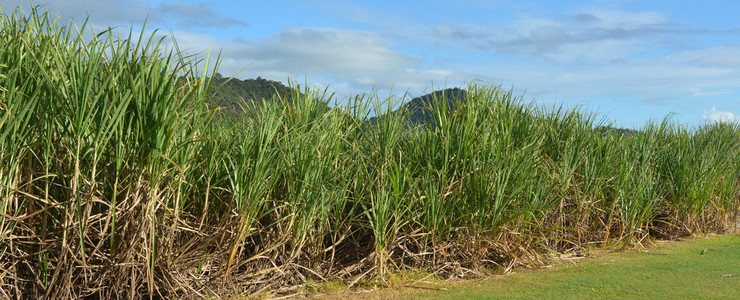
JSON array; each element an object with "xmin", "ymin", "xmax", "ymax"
[
  {"xmin": 369, "ymin": 87, "xmax": 468, "ymax": 127},
  {"xmin": 207, "ymin": 74, "xmax": 330, "ymax": 117},
  {"xmin": 206, "ymin": 75, "xmax": 466, "ymax": 125},
  {"xmin": 206, "ymin": 78, "xmax": 637, "ymax": 137},
  {"xmin": 401, "ymin": 87, "xmax": 467, "ymax": 126}
]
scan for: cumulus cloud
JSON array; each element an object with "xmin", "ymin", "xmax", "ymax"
[
  {"xmin": 4, "ymin": 0, "xmax": 739, "ymax": 121},
  {"xmin": 167, "ymin": 28, "xmax": 460, "ymax": 94},
  {"xmin": 247, "ymin": 28, "xmax": 416, "ymax": 75},
  {"xmin": 2, "ymin": 0, "xmax": 466, "ymax": 97},
  {"xmin": 703, "ymin": 106, "xmax": 740, "ymax": 123}
]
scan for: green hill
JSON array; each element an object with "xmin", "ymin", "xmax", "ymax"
[
  {"xmin": 369, "ymin": 87, "xmax": 467, "ymax": 127},
  {"xmin": 402, "ymin": 87, "xmax": 467, "ymax": 127},
  {"xmin": 206, "ymin": 76, "xmax": 468, "ymax": 126},
  {"xmin": 206, "ymin": 74, "xmax": 329, "ymax": 117}
]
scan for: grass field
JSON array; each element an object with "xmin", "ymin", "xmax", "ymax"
[
  {"xmin": 1, "ymin": 6, "xmax": 739, "ymax": 299},
  {"xmin": 340, "ymin": 234, "xmax": 737, "ymax": 299}
]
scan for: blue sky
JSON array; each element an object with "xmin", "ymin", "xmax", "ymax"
[{"xmin": 3, "ymin": 0, "xmax": 740, "ymax": 128}]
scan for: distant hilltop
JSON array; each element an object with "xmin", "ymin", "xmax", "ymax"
[
  {"xmin": 400, "ymin": 87, "xmax": 467, "ymax": 127},
  {"xmin": 207, "ymin": 74, "xmax": 324, "ymax": 117},
  {"xmin": 369, "ymin": 87, "xmax": 467, "ymax": 127},
  {"xmin": 206, "ymin": 77, "xmax": 636, "ymax": 134},
  {"xmin": 208, "ymin": 74, "xmax": 292, "ymax": 116},
  {"xmin": 206, "ymin": 74, "xmax": 467, "ymax": 125}
]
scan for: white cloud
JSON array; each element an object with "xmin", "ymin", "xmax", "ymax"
[
  {"xmin": 4, "ymin": 0, "xmax": 740, "ymax": 122},
  {"xmin": 691, "ymin": 89, "xmax": 732, "ymax": 97},
  {"xmin": 577, "ymin": 9, "xmax": 669, "ymax": 28},
  {"xmin": 0, "ymin": 0, "xmax": 247, "ymax": 29},
  {"xmin": 665, "ymin": 45, "xmax": 740, "ymax": 67},
  {"xmin": 420, "ymin": 9, "xmax": 740, "ymax": 102},
  {"xmin": 3, "ymin": 0, "xmax": 460, "ymax": 97},
  {"xmin": 703, "ymin": 106, "xmax": 740, "ymax": 123},
  {"xmin": 427, "ymin": 9, "xmax": 717, "ymax": 64},
  {"xmin": 165, "ymin": 28, "xmax": 465, "ymax": 97}
]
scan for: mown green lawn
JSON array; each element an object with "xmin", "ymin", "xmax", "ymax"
[
  {"xmin": 315, "ymin": 234, "xmax": 739, "ymax": 299},
  {"xmin": 416, "ymin": 235, "xmax": 740, "ymax": 299}
]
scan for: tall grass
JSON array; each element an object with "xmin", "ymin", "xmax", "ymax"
[
  {"xmin": 0, "ymin": 6, "xmax": 220, "ymax": 298},
  {"xmin": 1, "ymin": 6, "xmax": 739, "ymax": 298}
]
